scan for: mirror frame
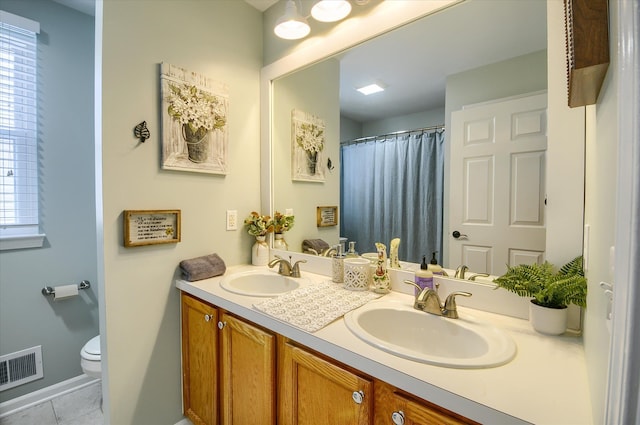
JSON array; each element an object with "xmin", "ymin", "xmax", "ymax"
[{"xmin": 260, "ymin": 0, "xmax": 585, "ymax": 272}]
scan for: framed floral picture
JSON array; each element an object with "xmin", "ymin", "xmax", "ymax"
[
  {"xmin": 291, "ymin": 109, "xmax": 325, "ymax": 182},
  {"xmin": 160, "ymin": 63, "xmax": 229, "ymax": 174}
]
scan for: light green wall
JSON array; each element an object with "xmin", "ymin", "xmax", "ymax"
[
  {"xmin": 100, "ymin": 1, "xmax": 262, "ymax": 423},
  {"xmin": 273, "ymin": 59, "xmax": 341, "ymax": 252},
  {"xmin": 361, "ymin": 107, "xmax": 445, "ymax": 138},
  {"xmin": 0, "ymin": 0, "xmax": 97, "ymax": 402}
]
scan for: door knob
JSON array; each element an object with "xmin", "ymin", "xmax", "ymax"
[
  {"xmin": 204, "ymin": 314, "xmax": 212, "ymax": 322},
  {"xmin": 352, "ymin": 390, "xmax": 364, "ymax": 404},
  {"xmin": 452, "ymin": 230, "xmax": 468, "ymax": 239},
  {"xmin": 217, "ymin": 321, "xmax": 226, "ymax": 329}
]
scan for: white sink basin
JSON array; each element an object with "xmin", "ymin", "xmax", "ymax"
[
  {"xmin": 220, "ymin": 270, "xmax": 307, "ymax": 297},
  {"xmin": 344, "ymin": 301, "xmax": 516, "ymax": 368}
]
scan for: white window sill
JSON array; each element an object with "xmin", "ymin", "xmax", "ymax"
[{"xmin": 0, "ymin": 233, "xmax": 46, "ymax": 251}]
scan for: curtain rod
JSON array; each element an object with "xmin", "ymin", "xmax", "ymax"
[{"xmin": 341, "ymin": 124, "xmax": 445, "ymax": 146}]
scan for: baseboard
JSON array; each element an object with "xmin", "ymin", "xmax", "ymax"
[{"xmin": 0, "ymin": 374, "xmax": 100, "ymax": 418}]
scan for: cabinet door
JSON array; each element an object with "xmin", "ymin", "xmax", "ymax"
[
  {"xmin": 280, "ymin": 341, "xmax": 373, "ymax": 425},
  {"xmin": 219, "ymin": 312, "xmax": 276, "ymax": 425},
  {"xmin": 374, "ymin": 381, "xmax": 477, "ymax": 425},
  {"xmin": 181, "ymin": 293, "xmax": 218, "ymax": 425}
]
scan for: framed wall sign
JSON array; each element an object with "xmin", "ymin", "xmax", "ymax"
[
  {"xmin": 124, "ymin": 210, "xmax": 181, "ymax": 247},
  {"xmin": 316, "ymin": 206, "xmax": 338, "ymax": 227}
]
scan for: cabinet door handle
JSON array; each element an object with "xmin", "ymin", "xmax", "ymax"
[
  {"xmin": 217, "ymin": 321, "xmax": 226, "ymax": 329},
  {"xmin": 352, "ymin": 390, "xmax": 364, "ymax": 404},
  {"xmin": 204, "ymin": 314, "xmax": 212, "ymax": 322},
  {"xmin": 391, "ymin": 410, "xmax": 405, "ymax": 425}
]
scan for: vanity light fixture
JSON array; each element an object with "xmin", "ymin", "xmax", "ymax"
[
  {"xmin": 275, "ymin": 0, "xmax": 358, "ymax": 40},
  {"xmin": 356, "ymin": 83, "xmax": 385, "ymax": 95},
  {"xmin": 311, "ymin": 0, "xmax": 352, "ymax": 23},
  {"xmin": 274, "ymin": 0, "xmax": 311, "ymax": 40}
]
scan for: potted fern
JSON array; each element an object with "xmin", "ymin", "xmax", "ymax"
[{"xmin": 493, "ymin": 256, "xmax": 587, "ymax": 335}]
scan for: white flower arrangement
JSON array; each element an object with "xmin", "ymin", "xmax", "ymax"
[
  {"xmin": 167, "ymin": 83, "xmax": 226, "ymax": 132},
  {"xmin": 296, "ymin": 123, "xmax": 324, "ymax": 153}
]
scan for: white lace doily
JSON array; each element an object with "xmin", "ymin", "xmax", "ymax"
[{"xmin": 253, "ymin": 281, "xmax": 381, "ymax": 333}]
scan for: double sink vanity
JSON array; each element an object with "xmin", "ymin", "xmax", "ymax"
[{"xmin": 176, "ymin": 252, "xmax": 592, "ymax": 424}]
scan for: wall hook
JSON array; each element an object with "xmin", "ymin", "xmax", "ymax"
[
  {"xmin": 327, "ymin": 157, "xmax": 334, "ymax": 171},
  {"xmin": 134, "ymin": 121, "xmax": 150, "ymax": 143}
]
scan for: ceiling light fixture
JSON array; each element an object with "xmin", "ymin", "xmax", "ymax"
[
  {"xmin": 274, "ymin": 0, "xmax": 311, "ymax": 40},
  {"xmin": 311, "ymin": 0, "xmax": 352, "ymax": 23},
  {"xmin": 357, "ymin": 83, "xmax": 385, "ymax": 95}
]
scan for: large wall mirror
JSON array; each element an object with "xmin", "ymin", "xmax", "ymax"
[{"xmin": 263, "ymin": 0, "xmax": 583, "ymax": 273}]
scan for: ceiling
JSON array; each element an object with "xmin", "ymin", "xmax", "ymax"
[{"xmin": 337, "ymin": 0, "xmax": 547, "ymax": 123}]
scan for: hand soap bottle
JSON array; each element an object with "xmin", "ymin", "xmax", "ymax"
[
  {"xmin": 414, "ymin": 255, "xmax": 434, "ymax": 295},
  {"xmin": 332, "ymin": 244, "xmax": 345, "ymax": 283},
  {"xmin": 428, "ymin": 251, "xmax": 445, "ymax": 276},
  {"xmin": 345, "ymin": 241, "xmax": 359, "ymax": 258}
]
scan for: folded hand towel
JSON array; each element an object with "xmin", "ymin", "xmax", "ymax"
[
  {"xmin": 301, "ymin": 239, "xmax": 330, "ymax": 255},
  {"xmin": 179, "ymin": 253, "xmax": 226, "ymax": 282}
]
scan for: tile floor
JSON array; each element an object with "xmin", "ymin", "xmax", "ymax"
[{"xmin": 0, "ymin": 381, "xmax": 103, "ymax": 425}]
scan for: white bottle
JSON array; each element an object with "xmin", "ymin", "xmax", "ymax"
[
  {"xmin": 414, "ymin": 256, "xmax": 433, "ymax": 295},
  {"xmin": 332, "ymin": 244, "xmax": 345, "ymax": 283}
]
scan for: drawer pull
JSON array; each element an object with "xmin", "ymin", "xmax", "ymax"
[
  {"xmin": 391, "ymin": 410, "xmax": 405, "ymax": 425},
  {"xmin": 352, "ymin": 390, "xmax": 364, "ymax": 404},
  {"xmin": 217, "ymin": 321, "xmax": 226, "ymax": 329}
]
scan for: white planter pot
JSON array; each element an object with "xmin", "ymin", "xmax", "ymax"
[
  {"xmin": 252, "ymin": 236, "xmax": 269, "ymax": 266},
  {"xmin": 529, "ymin": 301, "xmax": 568, "ymax": 335},
  {"xmin": 273, "ymin": 233, "xmax": 288, "ymax": 251}
]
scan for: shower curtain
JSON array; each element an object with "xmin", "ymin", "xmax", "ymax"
[{"xmin": 340, "ymin": 130, "xmax": 444, "ymax": 264}]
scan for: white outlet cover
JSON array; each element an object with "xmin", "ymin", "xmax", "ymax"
[{"xmin": 226, "ymin": 210, "xmax": 238, "ymax": 230}]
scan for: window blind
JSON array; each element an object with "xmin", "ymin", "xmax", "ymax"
[{"xmin": 0, "ymin": 11, "xmax": 40, "ymax": 231}]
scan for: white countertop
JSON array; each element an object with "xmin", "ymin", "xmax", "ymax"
[{"xmin": 176, "ymin": 264, "xmax": 593, "ymax": 425}]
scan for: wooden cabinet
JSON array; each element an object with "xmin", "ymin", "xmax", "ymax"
[
  {"xmin": 181, "ymin": 292, "xmax": 477, "ymax": 425},
  {"xmin": 181, "ymin": 293, "xmax": 218, "ymax": 425},
  {"xmin": 181, "ymin": 293, "xmax": 276, "ymax": 425},
  {"xmin": 374, "ymin": 380, "xmax": 478, "ymax": 425},
  {"xmin": 219, "ymin": 311, "xmax": 276, "ymax": 425},
  {"xmin": 279, "ymin": 338, "xmax": 373, "ymax": 425}
]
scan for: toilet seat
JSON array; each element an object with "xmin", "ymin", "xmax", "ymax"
[
  {"xmin": 81, "ymin": 335, "xmax": 101, "ymax": 361},
  {"xmin": 81, "ymin": 335, "xmax": 101, "ymax": 379}
]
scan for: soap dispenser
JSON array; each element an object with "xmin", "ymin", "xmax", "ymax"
[
  {"xmin": 332, "ymin": 244, "xmax": 345, "ymax": 283},
  {"xmin": 414, "ymin": 255, "xmax": 434, "ymax": 295},
  {"xmin": 345, "ymin": 241, "xmax": 359, "ymax": 258},
  {"xmin": 427, "ymin": 251, "xmax": 445, "ymax": 276}
]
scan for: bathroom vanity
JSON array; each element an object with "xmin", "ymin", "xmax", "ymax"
[{"xmin": 177, "ymin": 264, "xmax": 592, "ymax": 424}]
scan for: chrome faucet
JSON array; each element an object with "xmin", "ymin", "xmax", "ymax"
[
  {"xmin": 467, "ymin": 273, "xmax": 490, "ymax": 281},
  {"xmin": 404, "ymin": 280, "xmax": 472, "ymax": 319},
  {"xmin": 321, "ymin": 246, "xmax": 337, "ymax": 257},
  {"xmin": 268, "ymin": 255, "xmax": 307, "ymax": 278},
  {"xmin": 454, "ymin": 265, "xmax": 469, "ymax": 279}
]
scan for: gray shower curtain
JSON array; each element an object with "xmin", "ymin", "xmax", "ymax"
[{"xmin": 340, "ymin": 130, "xmax": 444, "ymax": 264}]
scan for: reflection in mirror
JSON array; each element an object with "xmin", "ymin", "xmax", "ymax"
[{"xmin": 271, "ymin": 0, "xmax": 550, "ymax": 269}]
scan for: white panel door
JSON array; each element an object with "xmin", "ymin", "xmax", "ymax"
[{"xmin": 449, "ymin": 93, "xmax": 547, "ymax": 275}]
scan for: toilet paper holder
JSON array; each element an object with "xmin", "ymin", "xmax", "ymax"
[{"xmin": 42, "ymin": 280, "xmax": 91, "ymax": 296}]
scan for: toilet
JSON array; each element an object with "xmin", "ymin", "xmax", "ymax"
[{"xmin": 80, "ymin": 335, "xmax": 102, "ymax": 379}]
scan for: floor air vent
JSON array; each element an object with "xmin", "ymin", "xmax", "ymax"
[{"xmin": 0, "ymin": 346, "xmax": 43, "ymax": 392}]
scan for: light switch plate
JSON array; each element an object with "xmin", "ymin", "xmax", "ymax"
[{"xmin": 226, "ymin": 210, "xmax": 238, "ymax": 231}]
